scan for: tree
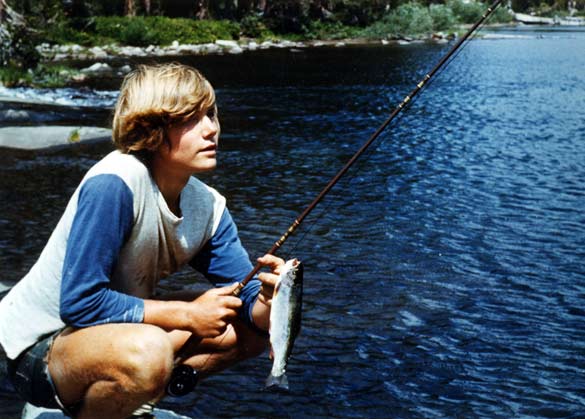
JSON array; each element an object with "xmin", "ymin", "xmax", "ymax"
[
  {"xmin": 195, "ymin": 0, "xmax": 210, "ymax": 19},
  {"xmin": 125, "ymin": 0, "xmax": 136, "ymax": 16},
  {"xmin": 0, "ymin": 0, "xmax": 24, "ymax": 25},
  {"xmin": 0, "ymin": 0, "xmax": 39, "ymax": 68}
]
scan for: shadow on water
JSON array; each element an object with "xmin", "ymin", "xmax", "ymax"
[{"xmin": 1, "ymin": 27, "xmax": 585, "ymax": 418}]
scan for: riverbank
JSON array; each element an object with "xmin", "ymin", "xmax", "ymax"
[
  {"xmin": 1, "ymin": 31, "xmax": 459, "ymax": 88},
  {"xmin": 1, "ymin": 0, "xmax": 516, "ymax": 88}
]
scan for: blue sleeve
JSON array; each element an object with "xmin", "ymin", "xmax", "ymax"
[
  {"xmin": 60, "ymin": 174, "xmax": 144, "ymax": 327},
  {"xmin": 191, "ymin": 208, "xmax": 261, "ymax": 327}
]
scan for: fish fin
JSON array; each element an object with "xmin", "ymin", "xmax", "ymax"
[{"xmin": 265, "ymin": 373, "xmax": 289, "ymax": 390}]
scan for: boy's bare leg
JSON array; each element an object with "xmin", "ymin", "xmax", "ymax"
[
  {"xmin": 167, "ymin": 318, "xmax": 268, "ymax": 379},
  {"xmin": 48, "ymin": 321, "xmax": 267, "ymax": 419}
]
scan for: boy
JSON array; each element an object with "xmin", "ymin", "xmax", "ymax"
[{"xmin": 0, "ymin": 63, "xmax": 283, "ymax": 418}]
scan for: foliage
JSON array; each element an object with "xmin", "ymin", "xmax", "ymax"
[
  {"xmin": 429, "ymin": 3, "xmax": 457, "ymax": 30},
  {"xmin": 239, "ymin": 14, "xmax": 275, "ymax": 39},
  {"xmin": 303, "ymin": 20, "xmax": 362, "ymax": 39},
  {"xmin": 41, "ymin": 16, "xmax": 241, "ymax": 47},
  {"xmin": 264, "ymin": 0, "xmax": 312, "ymax": 33},
  {"xmin": 384, "ymin": 3, "xmax": 434, "ymax": 35},
  {"xmin": 492, "ymin": 5, "xmax": 514, "ymax": 22},
  {"xmin": 0, "ymin": 25, "xmax": 40, "ymax": 70},
  {"xmin": 0, "ymin": 64, "xmax": 80, "ymax": 88},
  {"xmin": 0, "ymin": 65, "xmax": 33, "ymax": 87},
  {"xmin": 41, "ymin": 19, "xmax": 101, "ymax": 46},
  {"xmin": 93, "ymin": 16, "xmax": 155, "ymax": 46},
  {"xmin": 446, "ymin": 0, "xmax": 485, "ymax": 23},
  {"xmin": 328, "ymin": 0, "xmax": 394, "ymax": 25}
]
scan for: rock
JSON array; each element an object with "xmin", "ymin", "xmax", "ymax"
[
  {"xmin": 118, "ymin": 65, "xmax": 132, "ymax": 74},
  {"xmin": 89, "ymin": 46, "xmax": 108, "ymax": 59},
  {"xmin": 200, "ymin": 43, "xmax": 221, "ymax": 54},
  {"xmin": 227, "ymin": 45, "xmax": 244, "ymax": 54},
  {"xmin": 71, "ymin": 73, "xmax": 88, "ymax": 82},
  {"xmin": 80, "ymin": 63, "xmax": 112, "ymax": 74},
  {"xmin": 0, "ymin": 126, "xmax": 112, "ymax": 150},
  {"xmin": 215, "ymin": 40, "xmax": 239, "ymax": 48},
  {"xmin": 21, "ymin": 403, "xmax": 193, "ymax": 419},
  {"xmin": 0, "ymin": 109, "xmax": 30, "ymax": 123},
  {"xmin": 0, "ymin": 280, "xmax": 11, "ymax": 295}
]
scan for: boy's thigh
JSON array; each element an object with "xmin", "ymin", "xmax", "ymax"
[{"xmin": 48, "ymin": 323, "xmax": 173, "ymax": 406}]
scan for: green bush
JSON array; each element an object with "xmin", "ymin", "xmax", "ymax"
[
  {"xmin": 430, "ymin": 4, "xmax": 457, "ymax": 31},
  {"xmin": 447, "ymin": 0, "xmax": 485, "ymax": 23},
  {"xmin": 303, "ymin": 20, "xmax": 361, "ymax": 40},
  {"xmin": 120, "ymin": 18, "xmax": 156, "ymax": 46},
  {"xmin": 88, "ymin": 16, "xmax": 240, "ymax": 46},
  {"xmin": 0, "ymin": 64, "xmax": 80, "ymax": 88},
  {"xmin": 240, "ymin": 14, "xmax": 274, "ymax": 39},
  {"xmin": 0, "ymin": 65, "xmax": 33, "ymax": 87},
  {"xmin": 492, "ymin": 6, "xmax": 514, "ymax": 23},
  {"xmin": 41, "ymin": 20, "xmax": 99, "ymax": 46},
  {"xmin": 385, "ymin": 3, "xmax": 434, "ymax": 35}
]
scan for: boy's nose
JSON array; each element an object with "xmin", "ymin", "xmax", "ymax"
[{"xmin": 202, "ymin": 116, "xmax": 218, "ymax": 137}]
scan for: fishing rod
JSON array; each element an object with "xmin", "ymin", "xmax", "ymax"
[
  {"xmin": 234, "ymin": 0, "xmax": 505, "ymax": 293},
  {"xmin": 168, "ymin": 0, "xmax": 504, "ymax": 396}
]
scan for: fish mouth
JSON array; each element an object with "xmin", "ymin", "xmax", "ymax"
[
  {"xmin": 289, "ymin": 258, "xmax": 301, "ymax": 271},
  {"xmin": 288, "ymin": 258, "xmax": 303, "ymax": 275}
]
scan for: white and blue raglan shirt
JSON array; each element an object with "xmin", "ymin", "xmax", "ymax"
[{"xmin": 0, "ymin": 151, "xmax": 261, "ymax": 360}]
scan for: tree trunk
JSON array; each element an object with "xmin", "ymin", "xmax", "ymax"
[
  {"xmin": 0, "ymin": 0, "xmax": 24, "ymax": 25},
  {"xmin": 0, "ymin": 0, "xmax": 38, "ymax": 68},
  {"xmin": 143, "ymin": 0, "xmax": 152, "ymax": 15},
  {"xmin": 195, "ymin": 0, "xmax": 210, "ymax": 19},
  {"xmin": 256, "ymin": 0, "xmax": 267, "ymax": 13},
  {"xmin": 125, "ymin": 0, "xmax": 136, "ymax": 16}
]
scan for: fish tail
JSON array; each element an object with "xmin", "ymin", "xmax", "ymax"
[{"xmin": 265, "ymin": 373, "xmax": 289, "ymax": 390}]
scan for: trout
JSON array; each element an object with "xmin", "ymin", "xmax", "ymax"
[{"xmin": 266, "ymin": 258, "xmax": 303, "ymax": 389}]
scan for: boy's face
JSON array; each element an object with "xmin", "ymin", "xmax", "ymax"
[{"xmin": 159, "ymin": 106, "xmax": 220, "ymax": 174}]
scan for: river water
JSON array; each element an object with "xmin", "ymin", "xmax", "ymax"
[{"xmin": 1, "ymin": 25, "xmax": 584, "ymax": 419}]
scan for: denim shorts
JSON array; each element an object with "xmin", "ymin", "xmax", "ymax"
[{"xmin": 6, "ymin": 331, "xmax": 80, "ymax": 417}]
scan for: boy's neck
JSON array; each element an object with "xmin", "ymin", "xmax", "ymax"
[{"xmin": 150, "ymin": 160, "xmax": 189, "ymax": 217}]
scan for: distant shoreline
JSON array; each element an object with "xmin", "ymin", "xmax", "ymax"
[{"xmin": 37, "ymin": 33, "xmax": 456, "ymax": 63}]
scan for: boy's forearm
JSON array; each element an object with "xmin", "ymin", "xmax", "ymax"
[{"xmin": 143, "ymin": 299, "xmax": 194, "ymax": 331}]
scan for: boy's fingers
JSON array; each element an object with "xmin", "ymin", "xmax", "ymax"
[{"xmin": 257, "ymin": 254, "xmax": 285, "ymax": 271}]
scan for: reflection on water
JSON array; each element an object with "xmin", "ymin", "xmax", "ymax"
[{"xmin": 1, "ymin": 26, "xmax": 585, "ymax": 418}]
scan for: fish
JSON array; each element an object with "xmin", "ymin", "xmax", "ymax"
[{"xmin": 266, "ymin": 258, "xmax": 304, "ymax": 390}]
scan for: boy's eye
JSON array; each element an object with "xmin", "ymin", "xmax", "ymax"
[{"xmin": 206, "ymin": 107, "xmax": 217, "ymax": 119}]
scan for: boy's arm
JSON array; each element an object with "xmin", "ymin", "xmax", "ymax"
[
  {"xmin": 191, "ymin": 208, "xmax": 280, "ymax": 332},
  {"xmin": 60, "ymin": 174, "xmax": 144, "ymax": 327}
]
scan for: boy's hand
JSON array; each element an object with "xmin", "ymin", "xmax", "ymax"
[{"xmin": 188, "ymin": 283, "xmax": 242, "ymax": 338}]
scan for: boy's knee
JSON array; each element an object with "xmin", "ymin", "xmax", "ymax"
[{"xmin": 116, "ymin": 326, "xmax": 174, "ymax": 397}]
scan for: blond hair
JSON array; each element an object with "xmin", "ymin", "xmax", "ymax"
[{"xmin": 112, "ymin": 63, "xmax": 216, "ymax": 155}]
